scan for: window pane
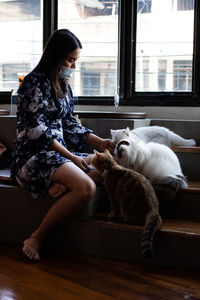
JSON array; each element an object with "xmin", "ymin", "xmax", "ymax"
[
  {"xmin": 58, "ymin": 0, "xmax": 119, "ymax": 97},
  {"xmin": 135, "ymin": 0, "xmax": 194, "ymax": 92},
  {"xmin": 0, "ymin": 0, "xmax": 43, "ymax": 91}
]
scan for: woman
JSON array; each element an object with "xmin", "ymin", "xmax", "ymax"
[{"xmin": 11, "ymin": 29, "xmax": 114, "ymax": 261}]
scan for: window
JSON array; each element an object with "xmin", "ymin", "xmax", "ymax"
[
  {"xmin": 158, "ymin": 60, "xmax": 167, "ymax": 91},
  {"xmin": 0, "ymin": 0, "xmax": 43, "ymax": 91},
  {"xmin": 177, "ymin": 0, "xmax": 194, "ymax": 11},
  {"xmin": 58, "ymin": 0, "xmax": 119, "ymax": 98},
  {"xmin": 137, "ymin": 0, "xmax": 152, "ymax": 13},
  {"xmin": 173, "ymin": 60, "xmax": 192, "ymax": 91},
  {"xmin": 2, "ymin": 63, "xmax": 30, "ymax": 89},
  {"xmin": 1, "ymin": 0, "xmax": 200, "ymax": 106},
  {"xmin": 135, "ymin": 0, "xmax": 194, "ymax": 93}
]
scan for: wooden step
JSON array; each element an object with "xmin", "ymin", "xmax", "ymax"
[
  {"xmin": 171, "ymin": 145, "xmax": 200, "ymax": 153},
  {"xmin": 0, "ymin": 167, "xmax": 200, "ymax": 191},
  {"xmin": 77, "ymin": 216, "xmax": 200, "ymax": 271},
  {"xmin": 0, "ymin": 168, "xmax": 11, "ymax": 182},
  {"xmin": 182, "ymin": 180, "xmax": 200, "ymax": 194},
  {"xmin": 74, "ymin": 111, "xmax": 147, "ymax": 119},
  {"xmin": 0, "ymin": 109, "xmax": 9, "ymax": 115},
  {"xmin": 81, "ymin": 216, "xmax": 200, "ymax": 240}
]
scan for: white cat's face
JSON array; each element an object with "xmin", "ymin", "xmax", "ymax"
[
  {"xmin": 114, "ymin": 138, "xmax": 135, "ymax": 169},
  {"xmin": 111, "ymin": 127, "xmax": 131, "ymax": 145}
]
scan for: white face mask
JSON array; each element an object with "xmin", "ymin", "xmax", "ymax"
[{"xmin": 58, "ymin": 66, "xmax": 74, "ymax": 80}]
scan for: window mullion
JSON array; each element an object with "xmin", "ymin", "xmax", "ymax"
[
  {"xmin": 119, "ymin": 0, "xmax": 137, "ymax": 100},
  {"xmin": 43, "ymin": 0, "xmax": 58, "ymax": 48},
  {"xmin": 192, "ymin": 0, "xmax": 200, "ymax": 97}
]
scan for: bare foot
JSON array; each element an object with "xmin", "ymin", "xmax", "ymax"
[
  {"xmin": 48, "ymin": 183, "xmax": 66, "ymax": 198},
  {"xmin": 87, "ymin": 169, "xmax": 103, "ymax": 184},
  {"xmin": 22, "ymin": 236, "xmax": 41, "ymax": 261}
]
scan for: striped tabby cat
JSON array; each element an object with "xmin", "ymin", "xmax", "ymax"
[{"xmin": 92, "ymin": 149, "xmax": 162, "ymax": 258}]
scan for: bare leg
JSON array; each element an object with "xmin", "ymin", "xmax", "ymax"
[
  {"xmin": 48, "ymin": 154, "xmax": 97, "ymax": 198},
  {"xmin": 22, "ymin": 162, "xmax": 96, "ymax": 261}
]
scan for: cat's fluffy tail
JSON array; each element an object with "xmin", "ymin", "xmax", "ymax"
[
  {"xmin": 155, "ymin": 175, "xmax": 188, "ymax": 191},
  {"xmin": 140, "ymin": 210, "xmax": 162, "ymax": 259},
  {"xmin": 153, "ymin": 175, "xmax": 188, "ymax": 217},
  {"xmin": 169, "ymin": 130, "xmax": 196, "ymax": 146}
]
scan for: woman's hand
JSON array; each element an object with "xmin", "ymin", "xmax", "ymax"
[
  {"xmin": 71, "ymin": 155, "xmax": 89, "ymax": 172},
  {"xmin": 99, "ymin": 139, "xmax": 115, "ymax": 154}
]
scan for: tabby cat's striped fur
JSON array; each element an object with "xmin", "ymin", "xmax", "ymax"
[{"xmin": 92, "ymin": 150, "xmax": 162, "ymax": 258}]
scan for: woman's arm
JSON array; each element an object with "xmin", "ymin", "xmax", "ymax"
[
  {"xmin": 86, "ymin": 133, "xmax": 115, "ymax": 153},
  {"xmin": 49, "ymin": 139, "xmax": 88, "ymax": 171}
]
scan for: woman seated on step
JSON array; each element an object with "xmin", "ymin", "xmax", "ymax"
[{"xmin": 11, "ymin": 29, "xmax": 114, "ymax": 261}]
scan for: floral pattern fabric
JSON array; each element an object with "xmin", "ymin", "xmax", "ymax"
[{"xmin": 11, "ymin": 72, "xmax": 92, "ymax": 198}]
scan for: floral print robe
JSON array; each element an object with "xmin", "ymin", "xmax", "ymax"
[{"xmin": 11, "ymin": 72, "xmax": 92, "ymax": 198}]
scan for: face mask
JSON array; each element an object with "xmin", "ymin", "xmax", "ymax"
[{"xmin": 58, "ymin": 66, "xmax": 74, "ymax": 80}]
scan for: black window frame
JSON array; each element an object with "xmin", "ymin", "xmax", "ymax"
[{"xmin": 1, "ymin": 0, "xmax": 200, "ymax": 107}]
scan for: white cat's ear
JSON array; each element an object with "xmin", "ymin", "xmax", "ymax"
[
  {"xmin": 124, "ymin": 127, "xmax": 130, "ymax": 136},
  {"xmin": 110, "ymin": 129, "xmax": 115, "ymax": 137}
]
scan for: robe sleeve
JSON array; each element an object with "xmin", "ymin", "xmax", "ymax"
[
  {"xmin": 17, "ymin": 73, "xmax": 57, "ymax": 150},
  {"xmin": 62, "ymin": 85, "xmax": 93, "ymax": 150}
]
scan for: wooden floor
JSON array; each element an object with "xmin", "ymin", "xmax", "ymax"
[{"xmin": 0, "ymin": 243, "xmax": 200, "ymax": 300}]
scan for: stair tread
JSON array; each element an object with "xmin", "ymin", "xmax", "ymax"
[
  {"xmin": 74, "ymin": 111, "xmax": 147, "ymax": 119},
  {"xmin": 182, "ymin": 181, "xmax": 200, "ymax": 194},
  {"xmin": 0, "ymin": 168, "xmax": 200, "ymax": 192},
  {"xmin": 81, "ymin": 216, "xmax": 200, "ymax": 239},
  {"xmin": 0, "ymin": 109, "xmax": 9, "ymax": 115},
  {"xmin": 0, "ymin": 168, "xmax": 11, "ymax": 181},
  {"xmin": 171, "ymin": 145, "xmax": 200, "ymax": 153}
]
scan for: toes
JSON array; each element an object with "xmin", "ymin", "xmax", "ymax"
[
  {"xmin": 22, "ymin": 246, "xmax": 34, "ymax": 260},
  {"xmin": 22, "ymin": 238, "xmax": 40, "ymax": 261},
  {"xmin": 34, "ymin": 254, "xmax": 40, "ymax": 261},
  {"xmin": 22, "ymin": 246, "xmax": 40, "ymax": 261}
]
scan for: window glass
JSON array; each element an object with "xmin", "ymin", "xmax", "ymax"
[
  {"xmin": 177, "ymin": 0, "xmax": 194, "ymax": 11},
  {"xmin": 136, "ymin": 0, "xmax": 194, "ymax": 92},
  {"xmin": 0, "ymin": 0, "xmax": 43, "ymax": 91},
  {"xmin": 58, "ymin": 0, "xmax": 119, "ymax": 97}
]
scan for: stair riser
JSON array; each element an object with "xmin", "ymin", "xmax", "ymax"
[
  {"xmin": 0, "ymin": 184, "xmax": 54, "ymax": 243},
  {"xmin": 87, "ymin": 186, "xmax": 200, "ymax": 220},
  {"xmin": 171, "ymin": 193, "xmax": 200, "ymax": 219},
  {"xmin": 175, "ymin": 152, "xmax": 200, "ymax": 180},
  {"xmin": 53, "ymin": 222, "xmax": 200, "ymax": 271}
]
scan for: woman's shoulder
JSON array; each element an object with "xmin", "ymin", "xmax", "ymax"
[
  {"xmin": 18, "ymin": 71, "xmax": 50, "ymax": 93},
  {"xmin": 24, "ymin": 71, "xmax": 49, "ymax": 84}
]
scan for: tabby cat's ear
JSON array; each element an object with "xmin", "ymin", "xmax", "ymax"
[
  {"xmin": 94, "ymin": 150, "xmax": 101, "ymax": 156},
  {"xmin": 104, "ymin": 149, "xmax": 110, "ymax": 155}
]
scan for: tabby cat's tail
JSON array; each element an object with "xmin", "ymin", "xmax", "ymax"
[{"xmin": 140, "ymin": 210, "xmax": 162, "ymax": 258}]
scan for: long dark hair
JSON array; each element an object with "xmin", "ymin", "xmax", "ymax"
[{"xmin": 33, "ymin": 29, "xmax": 82, "ymax": 98}]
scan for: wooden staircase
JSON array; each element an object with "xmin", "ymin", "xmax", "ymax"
[
  {"xmin": 0, "ymin": 116, "xmax": 200, "ymax": 271},
  {"xmin": 75, "ymin": 140, "xmax": 200, "ymax": 271}
]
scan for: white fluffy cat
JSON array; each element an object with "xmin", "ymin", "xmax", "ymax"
[
  {"xmin": 112, "ymin": 127, "xmax": 188, "ymax": 189},
  {"xmin": 111, "ymin": 126, "xmax": 196, "ymax": 147}
]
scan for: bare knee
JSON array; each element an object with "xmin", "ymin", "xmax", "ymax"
[{"xmin": 79, "ymin": 178, "xmax": 96, "ymax": 203}]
